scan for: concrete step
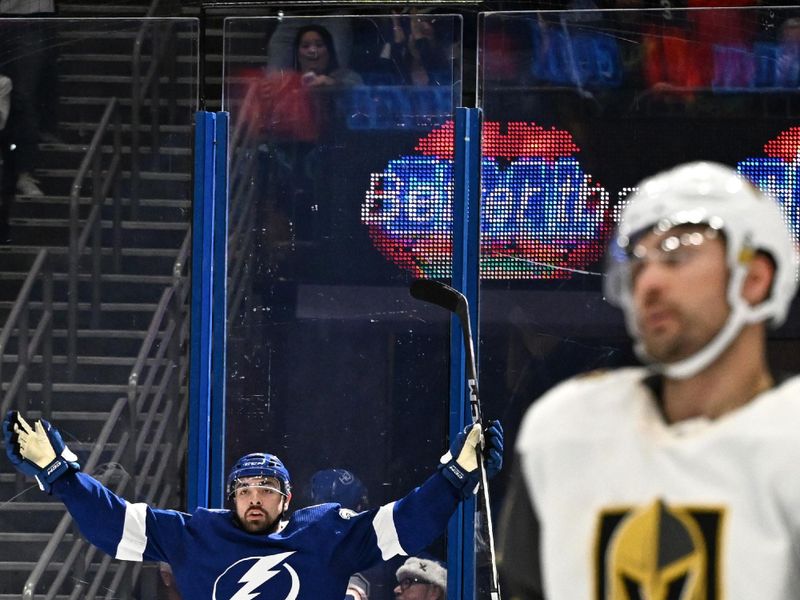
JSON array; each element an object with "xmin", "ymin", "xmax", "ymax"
[
  {"xmin": 58, "ymin": 2, "xmax": 150, "ymax": 16},
  {"xmin": 0, "ymin": 272, "xmax": 176, "ymax": 306},
  {"xmin": 28, "ymin": 166, "xmax": 191, "ymax": 199},
  {"xmin": 0, "ymin": 241, "xmax": 180, "ymax": 269},
  {"xmin": 6, "ymin": 216, "xmax": 188, "ymax": 248},
  {"xmin": 12, "ymin": 194, "xmax": 190, "ymax": 221},
  {"xmin": 37, "ymin": 142, "xmax": 192, "ymax": 174},
  {"xmin": 0, "ymin": 299, "xmax": 158, "ymax": 328},
  {"xmin": 57, "ymin": 21, "xmax": 199, "ymax": 56}
]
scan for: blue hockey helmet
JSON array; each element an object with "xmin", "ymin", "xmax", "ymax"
[
  {"xmin": 226, "ymin": 453, "xmax": 291, "ymax": 498},
  {"xmin": 310, "ymin": 468, "xmax": 368, "ymax": 511}
]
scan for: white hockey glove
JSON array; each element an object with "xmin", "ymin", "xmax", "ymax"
[{"xmin": 3, "ymin": 411, "xmax": 80, "ymax": 493}]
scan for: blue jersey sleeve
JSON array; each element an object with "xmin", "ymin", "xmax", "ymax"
[
  {"xmin": 52, "ymin": 471, "xmax": 189, "ymax": 563},
  {"xmin": 332, "ymin": 470, "xmax": 460, "ymax": 573}
]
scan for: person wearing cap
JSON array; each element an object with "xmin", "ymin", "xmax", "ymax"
[
  {"xmin": 394, "ymin": 557, "xmax": 446, "ymax": 599},
  {"xmin": 498, "ymin": 162, "xmax": 800, "ymax": 599},
  {"xmin": 3, "ymin": 411, "xmax": 503, "ymax": 599}
]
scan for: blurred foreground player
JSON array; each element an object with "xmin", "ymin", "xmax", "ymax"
[
  {"xmin": 499, "ymin": 162, "xmax": 800, "ymax": 599},
  {"xmin": 3, "ymin": 414, "xmax": 502, "ymax": 599}
]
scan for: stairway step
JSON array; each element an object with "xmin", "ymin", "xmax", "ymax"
[
  {"xmin": 60, "ymin": 121, "xmax": 190, "ymax": 134},
  {"xmin": 59, "ymin": 94, "xmax": 196, "ymax": 109},
  {"xmin": 0, "ymin": 503, "xmax": 65, "ymax": 512},
  {"xmin": 37, "ymin": 168, "xmax": 190, "ymax": 182},
  {"xmin": 0, "ymin": 301, "xmax": 157, "ymax": 312},
  {"xmin": 0, "ymin": 561, "xmax": 63, "ymax": 570},
  {"xmin": 61, "ymin": 74, "xmax": 196, "ymax": 86},
  {"xmin": 0, "ymin": 354, "xmax": 138, "ymax": 367},
  {"xmin": 41, "ymin": 143, "xmax": 191, "ymax": 157},
  {"xmin": 0, "ymin": 246, "xmax": 181, "ymax": 276},
  {"xmin": 14, "ymin": 196, "xmax": 190, "ymax": 210},
  {"xmin": 0, "ymin": 532, "xmax": 76, "ymax": 543},
  {"xmin": 10, "ymin": 216, "xmax": 188, "ymax": 231},
  {"xmin": 0, "ymin": 271, "xmax": 174, "ymax": 285},
  {"xmin": 0, "ymin": 382, "xmax": 128, "ymax": 393},
  {"xmin": 53, "ymin": 328, "xmax": 152, "ymax": 338},
  {"xmin": 60, "ymin": 4, "xmax": 150, "ymax": 15}
]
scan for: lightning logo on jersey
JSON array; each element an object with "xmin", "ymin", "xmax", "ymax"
[
  {"xmin": 213, "ymin": 551, "xmax": 300, "ymax": 600},
  {"xmin": 594, "ymin": 499, "xmax": 726, "ymax": 600}
]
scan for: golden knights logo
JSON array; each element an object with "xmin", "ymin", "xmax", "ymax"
[{"xmin": 594, "ymin": 500, "xmax": 726, "ymax": 600}]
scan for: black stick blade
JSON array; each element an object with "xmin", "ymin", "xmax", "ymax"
[{"xmin": 410, "ymin": 279, "xmax": 465, "ymax": 314}]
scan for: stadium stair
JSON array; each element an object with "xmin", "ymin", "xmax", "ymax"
[{"xmin": 0, "ymin": 2, "xmax": 192, "ymax": 597}]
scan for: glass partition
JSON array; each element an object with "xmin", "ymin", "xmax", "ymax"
[
  {"xmin": 224, "ymin": 14, "xmax": 462, "ymax": 599},
  {"xmin": 478, "ymin": 5, "xmax": 800, "ymax": 598},
  {"xmin": 0, "ymin": 16, "xmax": 197, "ymax": 598}
]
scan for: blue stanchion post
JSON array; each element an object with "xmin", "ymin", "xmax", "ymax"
[
  {"xmin": 188, "ymin": 111, "xmax": 216, "ymax": 512},
  {"xmin": 209, "ymin": 112, "xmax": 230, "ymax": 508},
  {"xmin": 448, "ymin": 107, "xmax": 483, "ymax": 599}
]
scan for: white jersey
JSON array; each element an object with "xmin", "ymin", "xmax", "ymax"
[{"xmin": 516, "ymin": 367, "xmax": 800, "ymax": 599}]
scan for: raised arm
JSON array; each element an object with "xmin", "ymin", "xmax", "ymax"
[
  {"xmin": 335, "ymin": 421, "xmax": 504, "ymax": 572},
  {"xmin": 3, "ymin": 410, "xmax": 187, "ymax": 563}
]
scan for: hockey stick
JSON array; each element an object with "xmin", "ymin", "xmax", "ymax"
[{"xmin": 409, "ymin": 278, "xmax": 502, "ymax": 600}]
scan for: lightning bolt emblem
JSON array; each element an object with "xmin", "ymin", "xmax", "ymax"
[{"xmin": 218, "ymin": 551, "xmax": 296, "ymax": 600}]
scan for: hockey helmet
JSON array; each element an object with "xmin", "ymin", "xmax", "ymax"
[
  {"xmin": 604, "ymin": 161, "xmax": 799, "ymax": 378},
  {"xmin": 310, "ymin": 468, "xmax": 368, "ymax": 511},
  {"xmin": 226, "ymin": 453, "xmax": 291, "ymax": 498}
]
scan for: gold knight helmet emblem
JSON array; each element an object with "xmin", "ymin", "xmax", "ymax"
[{"xmin": 607, "ymin": 499, "xmax": 707, "ymax": 600}]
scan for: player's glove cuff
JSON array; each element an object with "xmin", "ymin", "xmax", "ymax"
[
  {"xmin": 33, "ymin": 453, "xmax": 80, "ymax": 493},
  {"xmin": 438, "ymin": 458, "xmax": 479, "ymax": 499},
  {"xmin": 438, "ymin": 424, "xmax": 482, "ymax": 499}
]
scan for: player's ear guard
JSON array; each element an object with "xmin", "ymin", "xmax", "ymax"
[
  {"xmin": 438, "ymin": 420, "xmax": 503, "ymax": 498},
  {"xmin": 3, "ymin": 410, "xmax": 81, "ymax": 494}
]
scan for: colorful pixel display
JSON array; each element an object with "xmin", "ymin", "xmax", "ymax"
[
  {"xmin": 362, "ymin": 121, "xmax": 612, "ymax": 279},
  {"xmin": 362, "ymin": 121, "xmax": 800, "ymax": 281},
  {"xmin": 738, "ymin": 126, "xmax": 800, "ymax": 251}
]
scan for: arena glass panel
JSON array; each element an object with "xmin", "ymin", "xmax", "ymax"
[
  {"xmin": 223, "ymin": 15, "xmax": 462, "ymax": 600},
  {"xmin": 477, "ymin": 5, "xmax": 800, "ymax": 598},
  {"xmin": 0, "ymin": 16, "xmax": 198, "ymax": 598}
]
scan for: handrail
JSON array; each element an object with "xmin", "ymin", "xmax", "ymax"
[
  {"xmin": 0, "ymin": 248, "xmax": 54, "ymax": 418},
  {"xmin": 22, "ymin": 396, "xmax": 133, "ymax": 600},
  {"xmin": 131, "ymin": 0, "xmax": 183, "ymax": 219},
  {"xmin": 23, "ymin": 230, "xmax": 191, "ymax": 597},
  {"xmin": 128, "ymin": 230, "xmax": 190, "ymax": 406},
  {"xmin": 13, "ymin": 7, "xmax": 190, "ymax": 598},
  {"xmin": 67, "ymin": 97, "xmax": 123, "ymax": 381},
  {"xmin": 226, "ymin": 111, "xmax": 261, "ymax": 324}
]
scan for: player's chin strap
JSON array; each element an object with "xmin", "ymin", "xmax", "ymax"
[{"xmin": 636, "ymin": 264, "xmax": 770, "ymax": 380}]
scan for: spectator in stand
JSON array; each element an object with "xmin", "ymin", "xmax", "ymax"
[
  {"xmin": 0, "ymin": 0, "xmax": 60, "ymax": 199},
  {"xmin": 393, "ymin": 557, "xmax": 446, "ymax": 600},
  {"xmin": 292, "ymin": 24, "xmax": 362, "ymax": 89},
  {"xmin": 241, "ymin": 23, "xmax": 361, "ymax": 143},
  {"xmin": 0, "ymin": 74, "xmax": 10, "ymax": 131},
  {"xmin": 0, "ymin": 73, "xmax": 11, "ymax": 242},
  {"xmin": 383, "ymin": 11, "xmax": 454, "ymax": 86}
]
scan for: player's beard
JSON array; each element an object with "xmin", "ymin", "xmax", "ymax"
[
  {"xmin": 636, "ymin": 304, "xmax": 712, "ymax": 365},
  {"xmin": 234, "ymin": 507, "xmax": 282, "ymax": 535}
]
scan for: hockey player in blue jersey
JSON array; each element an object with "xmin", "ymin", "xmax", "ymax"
[{"xmin": 3, "ymin": 411, "xmax": 503, "ymax": 599}]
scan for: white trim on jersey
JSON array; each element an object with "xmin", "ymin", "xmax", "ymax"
[
  {"xmin": 372, "ymin": 502, "xmax": 406, "ymax": 560},
  {"xmin": 115, "ymin": 502, "xmax": 148, "ymax": 561}
]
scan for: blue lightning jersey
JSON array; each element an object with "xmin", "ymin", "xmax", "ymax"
[{"xmin": 53, "ymin": 471, "xmax": 460, "ymax": 599}]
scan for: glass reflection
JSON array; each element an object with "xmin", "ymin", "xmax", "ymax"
[{"xmin": 225, "ymin": 15, "xmax": 461, "ymax": 599}]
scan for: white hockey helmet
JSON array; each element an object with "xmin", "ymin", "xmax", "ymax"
[{"xmin": 604, "ymin": 161, "xmax": 799, "ymax": 379}]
